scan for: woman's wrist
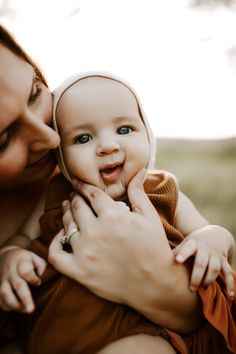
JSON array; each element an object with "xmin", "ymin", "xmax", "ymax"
[{"xmin": 125, "ymin": 254, "xmax": 203, "ymax": 333}]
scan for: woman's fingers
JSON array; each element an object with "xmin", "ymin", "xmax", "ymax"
[
  {"xmin": 70, "ymin": 193, "xmax": 96, "ymax": 232},
  {"xmin": 72, "ymin": 180, "xmax": 120, "ymax": 218},
  {"xmin": 61, "ymin": 200, "xmax": 79, "ymax": 248},
  {"xmin": 127, "ymin": 169, "xmax": 159, "ymax": 222},
  {"xmin": 49, "ymin": 231, "xmax": 76, "ymax": 274}
]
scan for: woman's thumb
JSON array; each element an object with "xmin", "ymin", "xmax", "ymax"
[{"xmin": 127, "ymin": 168, "xmax": 151, "ymax": 214}]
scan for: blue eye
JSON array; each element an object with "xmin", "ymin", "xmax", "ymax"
[
  {"xmin": 74, "ymin": 134, "xmax": 92, "ymax": 144},
  {"xmin": 117, "ymin": 126, "xmax": 133, "ymax": 135}
]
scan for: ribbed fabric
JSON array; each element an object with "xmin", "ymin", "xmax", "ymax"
[
  {"xmin": 1, "ymin": 170, "xmax": 235, "ymax": 353},
  {"xmin": 27, "ymin": 171, "xmax": 188, "ymax": 354}
]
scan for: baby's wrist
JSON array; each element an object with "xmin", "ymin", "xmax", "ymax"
[{"xmin": 0, "ymin": 244, "xmax": 22, "ymax": 256}]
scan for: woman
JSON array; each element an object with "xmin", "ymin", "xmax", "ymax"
[{"xmin": 0, "ymin": 25, "xmax": 235, "ymax": 354}]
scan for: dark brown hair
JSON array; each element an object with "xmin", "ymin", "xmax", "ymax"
[{"xmin": 0, "ymin": 24, "xmax": 47, "ymax": 86}]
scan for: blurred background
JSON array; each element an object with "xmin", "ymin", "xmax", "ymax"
[{"xmin": 1, "ymin": 0, "xmax": 236, "ymax": 266}]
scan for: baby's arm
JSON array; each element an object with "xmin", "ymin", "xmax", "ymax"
[
  {"xmin": 0, "ymin": 193, "xmax": 46, "ymax": 313},
  {"xmin": 173, "ymin": 192, "xmax": 235, "ymax": 296}
]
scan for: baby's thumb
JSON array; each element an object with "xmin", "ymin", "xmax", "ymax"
[{"xmin": 32, "ymin": 253, "xmax": 47, "ymax": 277}]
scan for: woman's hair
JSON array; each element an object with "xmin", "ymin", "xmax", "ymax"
[{"xmin": 0, "ymin": 24, "xmax": 47, "ymax": 86}]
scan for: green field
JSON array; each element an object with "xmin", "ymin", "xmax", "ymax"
[{"xmin": 156, "ymin": 137, "xmax": 236, "ymax": 268}]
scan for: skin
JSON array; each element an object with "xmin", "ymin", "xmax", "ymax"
[
  {"xmin": 0, "ymin": 43, "xmax": 60, "ymax": 313},
  {"xmin": 54, "ymin": 77, "xmax": 178, "ymax": 354},
  {"xmin": 0, "ymin": 44, "xmax": 59, "ymax": 190},
  {"xmin": 0, "ymin": 43, "xmax": 60, "ymax": 245},
  {"xmin": 0, "ymin": 44, "xmax": 202, "ymax": 334},
  {"xmin": 56, "ymin": 77, "xmax": 150, "ymax": 200},
  {"xmin": 0, "ymin": 55, "xmax": 234, "ymax": 342}
]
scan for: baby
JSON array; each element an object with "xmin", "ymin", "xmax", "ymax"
[{"xmin": 0, "ymin": 72, "xmax": 235, "ymax": 354}]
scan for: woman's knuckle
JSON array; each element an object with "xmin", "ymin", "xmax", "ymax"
[{"xmin": 71, "ymin": 197, "xmax": 80, "ymax": 209}]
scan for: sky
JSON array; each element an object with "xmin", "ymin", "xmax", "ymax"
[{"xmin": 1, "ymin": 0, "xmax": 236, "ymax": 139}]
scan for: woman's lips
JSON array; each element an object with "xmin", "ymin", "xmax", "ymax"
[{"xmin": 100, "ymin": 164, "xmax": 123, "ymax": 184}]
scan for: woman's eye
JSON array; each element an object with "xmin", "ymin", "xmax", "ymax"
[
  {"xmin": 117, "ymin": 126, "xmax": 133, "ymax": 135},
  {"xmin": 74, "ymin": 134, "xmax": 92, "ymax": 144},
  {"xmin": 0, "ymin": 130, "xmax": 10, "ymax": 152},
  {"xmin": 28, "ymin": 84, "xmax": 42, "ymax": 104}
]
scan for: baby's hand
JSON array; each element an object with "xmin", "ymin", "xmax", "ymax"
[
  {"xmin": 173, "ymin": 226, "xmax": 235, "ymax": 297},
  {"xmin": 0, "ymin": 248, "xmax": 46, "ymax": 313}
]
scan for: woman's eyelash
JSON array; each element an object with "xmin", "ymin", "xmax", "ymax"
[
  {"xmin": 0, "ymin": 129, "xmax": 11, "ymax": 152},
  {"xmin": 28, "ymin": 85, "xmax": 42, "ymax": 104}
]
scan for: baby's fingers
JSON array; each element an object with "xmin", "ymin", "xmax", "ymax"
[
  {"xmin": 18, "ymin": 260, "xmax": 41, "ymax": 286},
  {"xmin": 201, "ymin": 256, "xmax": 221, "ymax": 288},
  {"xmin": 174, "ymin": 239, "xmax": 197, "ymax": 263},
  {"xmin": 12, "ymin": 278, "xmax": 35, "ymax": 313},
  {"xmin": 189, "ymin": 250, "xmax": 209, "ymax": 291},
  {"xmin": 0, "ymin": 281, "xmax": 21, "ymax": 311},
  {"xmin": 222, "ymin": 258, "xmax": 235, "ymax": 298},
  {"xmin": 31, "ymin": 253, "xmax": 47, "ymax": 278}
]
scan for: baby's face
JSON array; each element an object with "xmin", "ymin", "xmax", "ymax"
[{"xmin": 56, "ymin": 77, "xmax": 150, "ymax": 200}]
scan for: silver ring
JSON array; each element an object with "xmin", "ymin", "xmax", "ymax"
[{"xmin": 60, "ymin": 227, "xmax": 79, "ymax": 245}]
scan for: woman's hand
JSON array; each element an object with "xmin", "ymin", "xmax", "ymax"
[{"xmin": 49, "ymin": 169, "xmax": 202, "ymax": 332}]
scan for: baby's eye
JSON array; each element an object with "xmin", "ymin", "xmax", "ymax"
[
  {"xmin": 117, "ymin": 126, "xmax": 133, "ymax": 135},
  {"xmin": 74, "ymin": 134, "xmax": 92, "ymax": 144}
]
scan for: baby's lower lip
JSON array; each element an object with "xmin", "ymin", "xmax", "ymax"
[{"xmin": 100, "ymin": 165, "xmax": 122, "ymax": 184}]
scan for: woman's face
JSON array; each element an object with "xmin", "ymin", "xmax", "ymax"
[{"xmin": 0, "ymin": 44, "xmax": 60, "ymax": 189}]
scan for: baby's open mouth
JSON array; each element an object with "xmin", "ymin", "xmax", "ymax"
[{"xmin": 100, "ymin": 163, "xmax": 123, "ymax": 184}]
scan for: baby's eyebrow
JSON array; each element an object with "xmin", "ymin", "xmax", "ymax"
[{"xmin": 62, "ymin": 123, "xmax": 92, "ymax": 136}]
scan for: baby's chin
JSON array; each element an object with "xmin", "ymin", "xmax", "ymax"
[{"xmin": 104, "ymin": 183, "xmax": 127, "ymax": 201}]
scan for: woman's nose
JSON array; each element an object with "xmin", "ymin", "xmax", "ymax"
[
  {"xmin": 28, "ymin": 118, "xmax": 60, "ymax": 152},
  {"xmin": 96, "ymin": 138, "xmax": 120, "ymax": 156}
]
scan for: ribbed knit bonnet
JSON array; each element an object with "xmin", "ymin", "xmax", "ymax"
[{"xmin": 53, "ymin": 71, "xmax": 156, "ymax": 182}]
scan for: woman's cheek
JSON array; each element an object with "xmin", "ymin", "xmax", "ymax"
[
  {"xmin": 0, "ymin": 149, "xmax": 28, "ymax": 182},
  {"xmin": 0, "ymin": 160, "xmax": 26, "ymax": 181}
]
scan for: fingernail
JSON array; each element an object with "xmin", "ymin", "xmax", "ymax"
[
  {"xmin": 228, "ymin": 290, "xmax": 234, "ymax": 298},
  {"xmin": 26, "ymin": 305, "xmax": 34, "ymax": 313},
  {"xmin": 190, "ymin": 286, "xmax": 197, "ymax": 292},
  {"xmin": 72, "ymin": 179, "xmax": 79, "ymax": 188},
  {"xmin": 176, "ymin": 255, "xmax": 184, "ymax": 263},
  {"xmin": 62, "ymin": 200, "xmax": 69, "ymax": 207},
  {"xmin": 70, "ymin": 192, "xmax": 77, "ymax": 200}
]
